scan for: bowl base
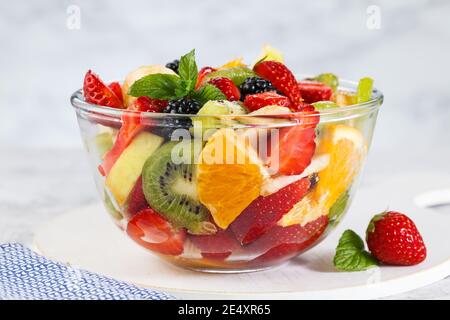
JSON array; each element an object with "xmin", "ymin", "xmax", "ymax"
[{"xmin": 182, "ymin": 262, "xmax": 287, "ymax": 274}]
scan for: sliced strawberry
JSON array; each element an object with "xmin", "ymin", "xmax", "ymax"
[
  {"xmin": 108, "ymin": 82, "xmax": 124, "ymax": 105},
  {"xmin": 268, "ymin": 104, "xmax": 319, "ymax": 175},
  {"xmin": 231, "ymin": 178, "xmax": 311, "ymax": 245},
  {"xmin": 249, "ymin": 215, "xmax": 328, "ymax": 265},
  {"xmin": 99, "ymin": 97, "xmax": 167, "ymax": 176},
  {"xmin": 243, "ymin": 91, "xmax": 290, "ymax": 112},
  {"xmin": 124, "ymin": 176, "xmax": 149, "ymax": 218},
  {"xmin": 196, "ymin": 66, "xmax": 217, "ymax": 89},
  {"xmin": 208, "ymin": 77, "xmax": 241, "ymax": 101},
  {"xmin": 298, "ymin": 81, "xmax": 333, "ymax": 103},
  {"xmin": 190, "ymin": 229, "xmax": 241, "ymax": 260},
  {"xmin": 253, "ymin": 61, "xmax": 302, "ymax": 109},
  {"xmin": 127, "ymin": 208, "xmax": 186, "ymax": 256},
  {"xmin": 83, "ymin": 70, "xmax": 123, "ymax": 108}
]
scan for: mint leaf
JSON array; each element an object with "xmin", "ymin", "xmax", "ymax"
[
  {"xmin": 129, "ymin": 74, "xmax": 184, "ymax": 100},
  {"xmin": 178, "ymin": 49, "xmax": 198, "ymax": 92},
  {"xmin": 191, "ymin": 84, "xmax": 227, "ymax": 106},
  {"xmin": 329, "ymin": 190, "xmax": 349, "ymax": 223},
  {"xmin": 333, "ymin": 230, "xmax": 378, "ymax": 272}
]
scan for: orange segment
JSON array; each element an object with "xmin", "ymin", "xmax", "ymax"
[
  {"xmin": 218, "ymin": 57, "xmax": 246, "ymax": 69},
  {"xmin": 315, "ymin": 125, "xmax": 366, "ymax": 209},
  {"xmin": 197, "ymin": 129, "xmax": 264, "ymax": 229},
  {"xmin": 278, "ymin": 125, "xmax": 366, "ymax": 227}
]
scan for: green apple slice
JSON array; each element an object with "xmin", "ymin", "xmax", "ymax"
[{"xmin": 106, "ymin": 131, "xmax": 163, "ymax": 206}]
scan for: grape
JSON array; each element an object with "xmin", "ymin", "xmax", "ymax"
[{"xmin": 356, "ymin": 77, "xmax": 374, "ymax": 103}]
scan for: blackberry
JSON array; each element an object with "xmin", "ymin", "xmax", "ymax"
[
  {"xmin": 239, "ymin": 77, "xmax": 276, "ymax": 100},
  {"xmin": 165, "ymin": 59, "xmax": 180, "ymax": 74},
  {"xmin": 163, "ymin": 99, "xmax": 200, "ymax": 115},
  {"xmin": 155, "ymin": 99, "xmax": 200, "ymax": 139}
]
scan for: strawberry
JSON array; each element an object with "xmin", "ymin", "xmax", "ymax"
[
  {"xmin": 190, "ymin": 229, "xmax": 241, "ymax": 260},
  {"xmin": 127, "ymin": 96, "xmax": 168, "ymax": 113},
  {"xmin": 108, "ymin": 82, "xmax": 124, "ymax": 104},
  {"xmin": 366, "ymin": 211, "xmax": 427, "ymax": 266},
  {"xmin": 243, "ymin": 91, "xmax": 290, "ymax": 112},
  {"xmin": 253, "ymin": 61, "xmax": 302, "ymax": 109},
  {"xmin": 231, "ymin": 178, "xmax": 311, "ymax": 245},
  {"xmin": 127, "ymin": 208, "xmax": 186, "ymax": 256},
  {"xmin": 249, "ymin": 215, "xmax": 328, "ymax": 265},
  {"xmin": 196, "ymin": 66, "xmax": 216, "ymax": 89},
  {"xmin": 298, "ymin": 81, "xmax": 333, "ymax": 103},
  {"xmin": 124, "ymin": 176, "xmax": 149, "ymax": 218},
  {"xmin": 83, "ymin": 70, "xmax": 123, "ymax": 108},
  {"xmin": 208, "ymin": 77, "xmax": 241, "ymax": 101},
  {"xmin": 99, "ymin": 97, "xmax": 168, "ymax": 176},
  {"xmin": 268, "ymin": 104, "xmax": 319, "ymax": 175}
]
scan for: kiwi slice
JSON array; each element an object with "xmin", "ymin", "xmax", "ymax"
[
  {"xmin": 203, "ymin": 66, "xmax": 256, "ymax": 86},
  {"xmin": 142, "ymin": 141, "xmax": 216, "ymax": 235}
]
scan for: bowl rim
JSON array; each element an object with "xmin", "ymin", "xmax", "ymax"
[{"xmin": 70, "ymin": 77, "xmax": 383, "ymax": 120}]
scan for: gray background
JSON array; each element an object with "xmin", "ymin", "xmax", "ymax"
[
  {"xmin": 1, "ymin": 0, "xmax": 450, "ymax": 151},
  {"xmin": 1, "ymin": 0, "xmax": 450, "ymax": 299}
]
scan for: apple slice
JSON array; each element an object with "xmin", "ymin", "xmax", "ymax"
[{"xmin": 106, "ymin": 132, "xmax": 163, "ymax": 206}]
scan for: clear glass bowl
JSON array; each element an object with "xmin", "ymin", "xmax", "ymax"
[{"xmin": 71, "ymin": 79, "xmax": 383, "ymax": 273}]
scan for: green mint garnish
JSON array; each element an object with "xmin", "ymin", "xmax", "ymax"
[
  {"xmin": 314, "ymin": 73, "xmax": 339, "ymax": 92},
  {"xmin": 191, "ymin": 84, "xmax": 227, "ymax": 106},
  {"xmin": 333, "ymin": 230, "xmax": 378, "ymax": 272},
  {"xmin": 178, "ymin": 49, "xmax": 198, "ymax": 92},
  {"xmin": 329, "ymin": 190, "xmax": 350, "ymax": 224},
  {"xmin": 129, "ymin": 74, "xmax": 184, "ymax": 100},
  {"xmin": 356, "ymin": 77, "xmax": 374, "ymax": 103},
  {"xmin": 129, "ymin": 49, "xmax": 199, "ymax": 100}
]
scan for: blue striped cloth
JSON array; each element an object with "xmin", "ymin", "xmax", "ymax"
[{"xmin": 0, "ymin": 243, "xmax": 174, "ymax": 300}]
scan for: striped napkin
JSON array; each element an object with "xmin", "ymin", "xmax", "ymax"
[{"xmin": 0, "ymin": 243, "xmax": 174, "ymax": 300}]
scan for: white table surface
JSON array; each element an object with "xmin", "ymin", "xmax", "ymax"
[{"xmin": 1, "ymin": 147, "xmax": 449, "ymax": 299}]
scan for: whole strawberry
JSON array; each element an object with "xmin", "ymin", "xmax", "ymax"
[{"xmin": 366, "ymin": 211, "xmax": 426, "ymax": 266}]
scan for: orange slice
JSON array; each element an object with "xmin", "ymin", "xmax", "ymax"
[
  {"xmin": 218, "ymin": 57, "xmax": 246, "ymax": 70},
  {"xmin": 278, "ymin": 125, "xmax": 366, "ymax": 227},
  {"xmin": 197, "ymin": 129, "xmax": 265, "ymax": 229}
]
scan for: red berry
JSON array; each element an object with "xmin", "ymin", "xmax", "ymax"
[
  {"xmin": 298, "ymin": 81, "xmax": 333, "ymax": 103},
  {"xmin": 231, "ymin": 178, "xmax": 311, "ymax": 245},
  {"xmin": 128, "ymin": 96, "xmax": 168, "ymax": 113},
  {"xmin": 83, "ymin": 70, "xmax": 123, "ymax": 108},
  {"xmin": 127, "ymin": 208, "xmax": 186, "ymax": 256},
  {"xmin": 249, "ymin": 215, "xmax": 328, "ymax": 265},
  {"xmin": 253, "ymin": 61, "xmax": 302, "ymax": 109},
  {"xmin": 243, "ymin": 91, "xmax": 290, "ymax": 112},
  {"xmin": 208, "ymin": 77, "xmax": 241, "ymax": 101},
  {"xmin": 268, "ymin": 104, "xmax": 319, "ymax": 175},
  {"xmin": 108, "ymin": 82, "xmax": 124, "ymax": 104},
  {"xmin": 196, "ymin": 66, "xmax": 216, "ymax": 89},
  {"xmin": 366, "ymin": 211, "xmax": 427, "ymax": 266},
  {"xmin": 124, "ymin": 176, "xmax": 149, "ymax": 218},
  {"xmin": 190, "ymin": 229, "xmax": 241, "ymax": 260}
]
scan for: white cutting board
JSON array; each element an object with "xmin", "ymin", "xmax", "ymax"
[{"xmin": 33, "ymin": 173, "xmax": 450, "ymax": 299}]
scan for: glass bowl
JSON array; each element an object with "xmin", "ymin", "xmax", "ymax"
[{"xmin": 70, "ymin": 79, "xmax": 383, "ymax": 273}]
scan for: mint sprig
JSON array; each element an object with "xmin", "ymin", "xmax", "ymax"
[
  {"xmin": 178, "ymin": 49, "xmax": 198, "ymax": 92},
  {"xmin": 333, "ymin": 230, "xmax": 378, "ymax": 272},
  {"xmin": 129, "ymin": 49, "xmax": 199, "ymax": 100},
  {"xmin": 129, "ymin": 74, "xmax": 185, "ymax": 100}
]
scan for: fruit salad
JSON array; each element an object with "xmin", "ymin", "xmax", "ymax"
[{"xmin": 71, "ymin": 46, "xmax": 383, "ymax": 272}]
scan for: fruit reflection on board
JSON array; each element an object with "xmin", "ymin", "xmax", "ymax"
[{"xmin": 77, "ymin": 46, "xmax": 381, "ymax": 271}]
